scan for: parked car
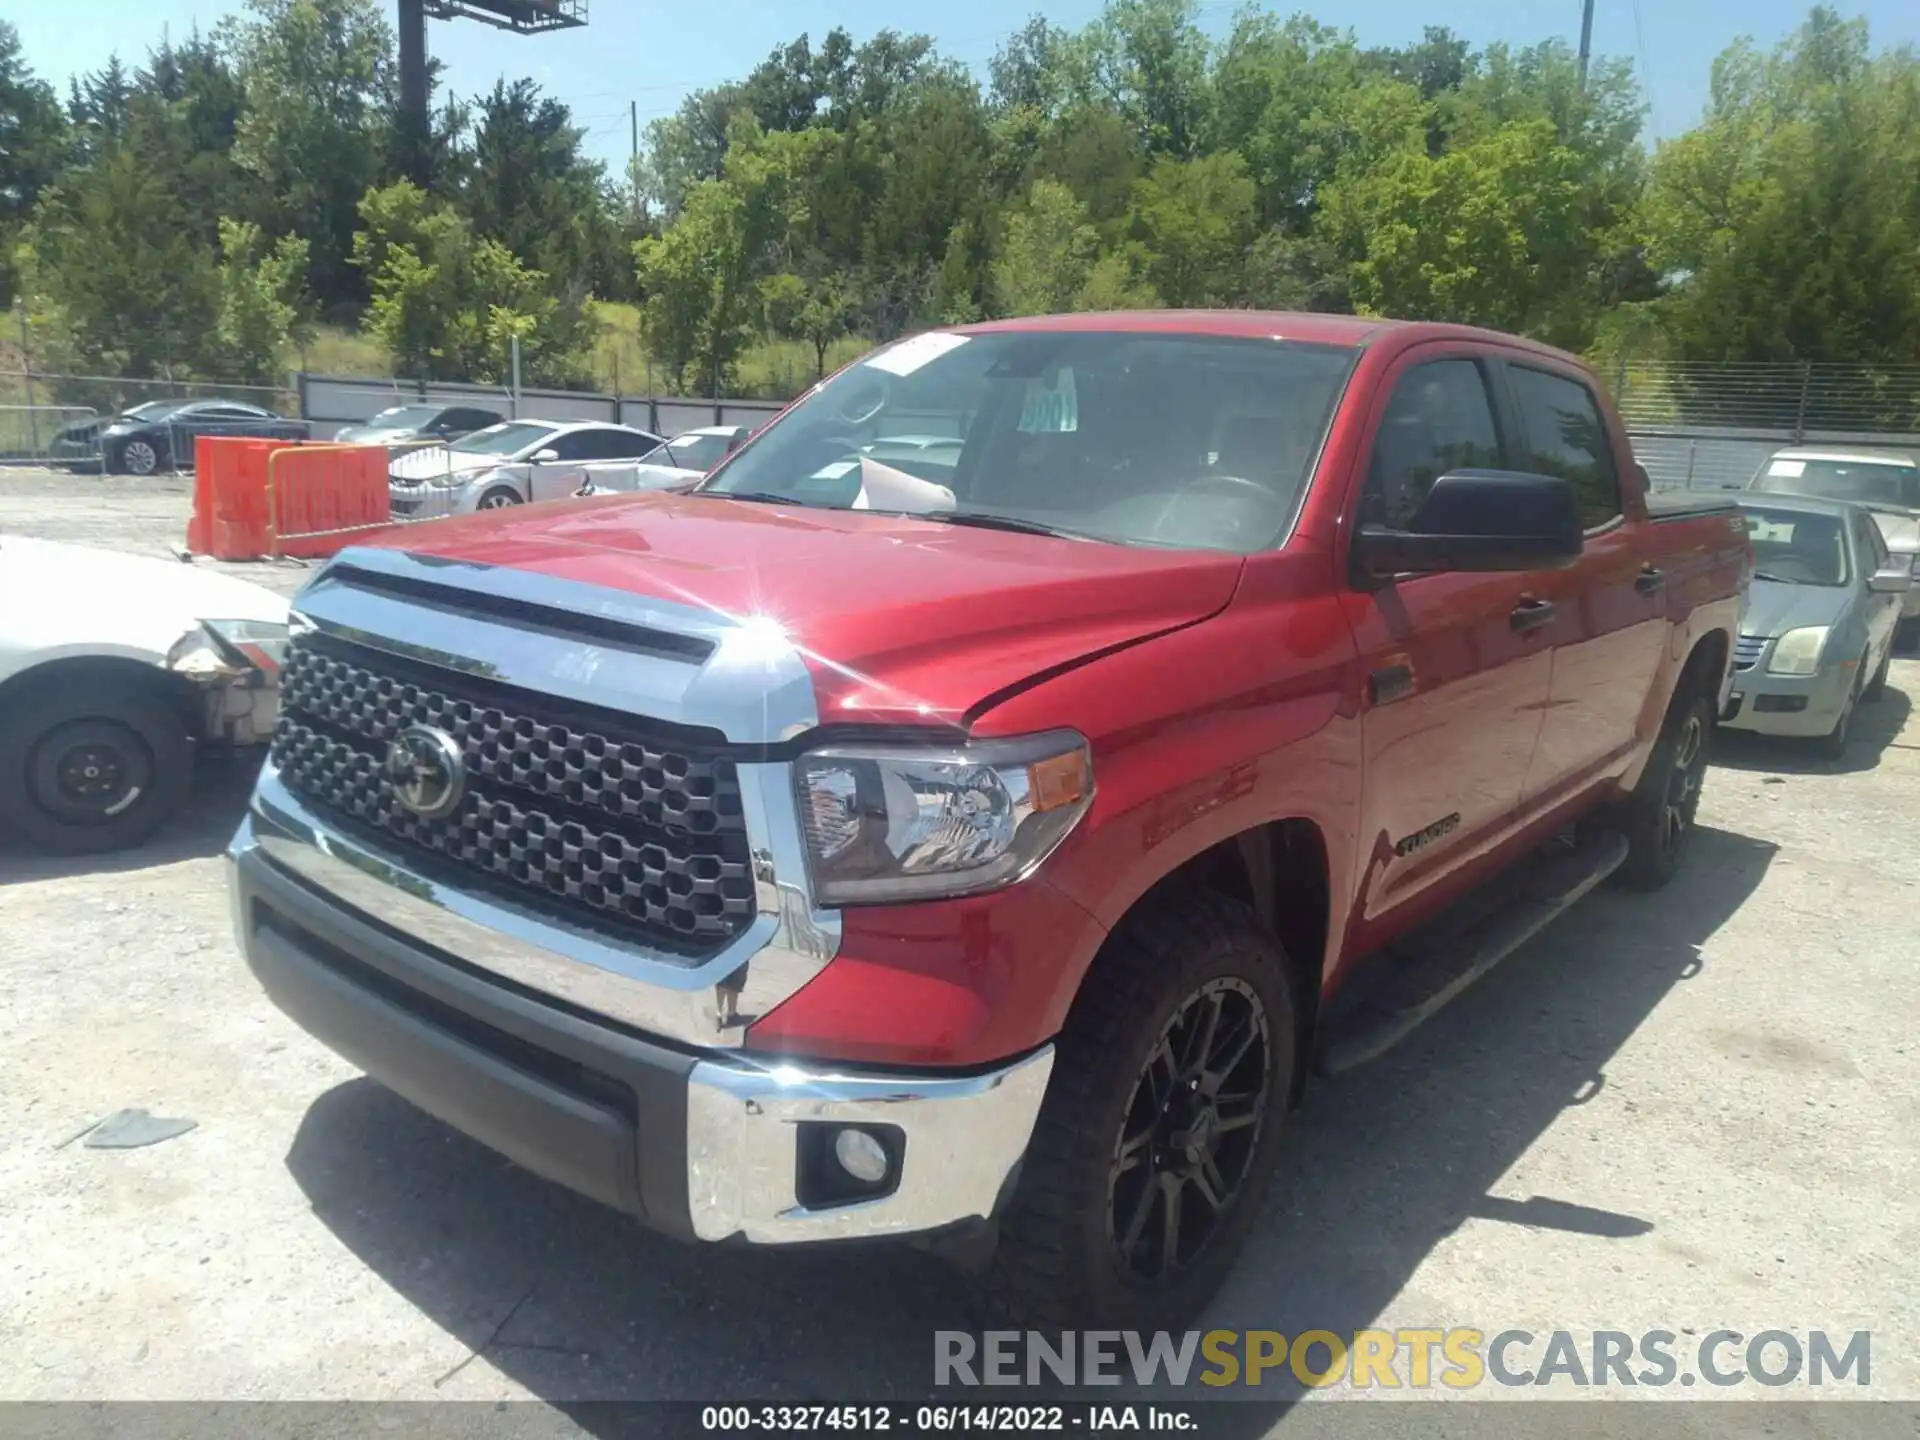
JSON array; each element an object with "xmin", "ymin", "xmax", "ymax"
[
  {"xmin": 0, "ymin": 535, "xmax": 290, "ymax": 854},
  {"xmin": 230, "ymin": 312, "xmax": 1747, "ymax": 1329},
  {"xmin": 1748, "ymin": 447, "xmax": 1920, "ymax": 646},
  {"xmin": 84, "ymin": 400, "xmax": 310, "ymax": 476},
  {"xmin": 569, "ymin": 426, "xmax": 754, "ymax": 497},
  {"xmin": 386, "ymin": 419, "xmax": 665, "ymax": 517},
  {"xmin": 334, "ymin": 403, "xmax": 505, "ymax": 448},
  {"xmin": 1716, "ymin": 491, "xmax": 1909, "ymax": 756}
]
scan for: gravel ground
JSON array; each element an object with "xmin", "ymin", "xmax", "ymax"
[{"xmin": 3, "ymin": 469, "xmax": 1919, "ymax": 1421}]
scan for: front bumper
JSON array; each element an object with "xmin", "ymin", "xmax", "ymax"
[
  {"xmin": 1720, "ymin": 659, "xmax": 1855, "ymax": 737},
  {"xmin": 229, "ymin": 825, "xmax": 1053, "ymax": 1245}
]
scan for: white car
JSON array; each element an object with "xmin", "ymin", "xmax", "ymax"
[
  {"xmin": 387, "ymin": 419, "xmax": 666, "ymax": 517},
  {"xmin": 0, "ymin": 536, "xmax": 290, "ymax": 854},
  {"xmin": 571, "ymin": 425, "xmax": 754, "ymax": 496}
]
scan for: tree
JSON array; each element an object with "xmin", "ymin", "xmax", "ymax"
[
  {"xmin": 221, "ymin": 0, "xmax": 395, "ymax": 307},
  {"xmin": 0, "ymin": 21, "xmax": 69, "ymax": 303},
  {"xmin": 1128, "ymin": 151, "xmax": 1255, "ymax": 306},
  {"xmin": 762, "ymin": 268, "xmax": 854, "ymax": 377},
  {"xmin": 353, "ymin": 180, "xmax": 594, "ymax": 386},
  {"xmin": 206, "ymin": 216, "xmax": 314, "ymax": 383}
]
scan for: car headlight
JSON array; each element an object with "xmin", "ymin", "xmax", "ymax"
[
  {"xmin": 428, "ymin": 466, "xmax": 486, "ymax": 489},
  {"xmin": 795, "ymin": 731, "xmax": 1095, "ymax": 904},
  {"xmin": 167, "ymin": 619, "xmax": 291, "ymax": 677},
  {"xmin": 1767, "ymin": 626, "xmax": 1829, "ymax": 676}
]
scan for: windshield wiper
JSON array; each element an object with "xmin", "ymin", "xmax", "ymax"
[
  {"xmin": 694, "ymin": 490, "xmax": 797, "ymax": 505},
  {"xmin": 1752, "ymin": 571, "xmax": 1808, "ymax": 585},
  {"xmin": 915, "ymin": 511, "xmax": 1096, "ymax": 542}
]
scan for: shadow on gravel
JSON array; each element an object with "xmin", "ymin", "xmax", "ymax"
[
  {"xmin": 285, "ymin": 825, "xmax": 1777, "ymax": 1423},
  {"xmin": 1711, "ymin": 685, "xmax": 1911, "ymax": 778},
  {"xmin": 0, "ymin": 753, "xmax": 258, "ymax": 885}
]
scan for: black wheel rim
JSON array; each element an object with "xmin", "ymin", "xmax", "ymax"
[
  {"xmin": 1658, "ymin": 712, "xmax": 1706, "ymax": 858},
  {"xmin": 29, "ymin": 723, "xmax": 152, "ymax": 825},
  {"xmin": 1107, "ymin": 976, "xmax": 1271, "ymax": 1281}
]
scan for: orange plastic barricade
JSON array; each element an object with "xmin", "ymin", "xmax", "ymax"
[
  {"xmin": 265, "ymin": 443, "xmax": 392, "ymax": 559},
  {"xmin": 189, "ymin": 436, "xmax": 284, "ymax": 560}
]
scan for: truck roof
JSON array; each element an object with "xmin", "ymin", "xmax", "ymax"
[{"xmin": 951, "ymin": 310, "xmax": 1589, "ymax": 365}]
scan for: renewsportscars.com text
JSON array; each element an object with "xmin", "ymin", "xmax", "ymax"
[{"xmin": 934, "ymin": 1329, "xmax": 1872, "ymax": 1391}]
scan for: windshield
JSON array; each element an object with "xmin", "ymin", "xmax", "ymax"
[
  {"xmin": 1740, "ymin": 504, "xmax": 1850, "ymax": 587},
  {"xmin": 700, "ymin": 330, "xmax": 1358, "ymax": 552},
  {"xmin": 451, "ymin": 422, "xmax": 557, "ymax": 456},
  {"xmin": 365, "ymin": 405, "xmax": 443, "ymax": 429},
  {"xmin": 645, "ymin": 432, "xmax": 732, "ymax": 472},
  {"xmin": 1753, "ymin": 457, "xmax": 1920, "ymax": 510}
]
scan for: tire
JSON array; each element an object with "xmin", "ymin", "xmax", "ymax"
[
  {"xmin": 982, "ymin": 891, "xmax": 1298, "ymax": 1330},
  {"xmin": 118, "ymin": 438, "xmax": 161, "ymax": 477},
  {"xmin": 1615, "ymin": 684, "xmax": 1714, "ymax": 891},
  {"xmin": 1897, "ymin": 617, "xmax": 1919, "ymax": 653},
  {"xmin": 1812, "ymin": 665, "xmax": 1863, "ymax": 762},
  {"xmin": 0, "ymin": 677, "xmax": 192, "ymax": 855},
  {"xmin": 1864, "ymin": 647, "xmax": 1891, "ymax": 701},
  {"xmin": 476, "ymin": 487, "xmax": 524, "ymax": 510}
]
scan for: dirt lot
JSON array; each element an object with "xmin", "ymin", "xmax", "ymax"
[{"xmin": 4, "ymin": 469, "xmax": 1919, "ymax": 1414}]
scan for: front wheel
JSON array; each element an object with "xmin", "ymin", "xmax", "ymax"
[
  {"xmin": 0, "ymin": 678, "xmax": 192, "ymax": 854},
  {"xmin": 983, "ymin": 892, "xmax": 1297, "ymax": 1329},
  {"xmin": 1616, "ymin": 686, "xmax": 1713, "ymax": 891},
  {"xmin": 476, "ymin": 486, "xmax": 524, "ymax": 510},
  {"xmin": 1864, "ymin": 647, "xmax": 1891, "ymax": 701},
  {"xmin": 1812, "ymin": 665, "xmax": 1863, "ymax": 761},
  {"xmin": 117, "ymin": 438, "xmax": 162, "ymax": 476}
]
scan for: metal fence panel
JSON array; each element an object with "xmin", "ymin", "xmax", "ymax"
[
  {"xmin": 0, "ymin": 404, "xmax": 100, "ymax": 466},
  {"xmin": 1628, "ymin": 426, "xmax": 1920, "ymax": 492}
]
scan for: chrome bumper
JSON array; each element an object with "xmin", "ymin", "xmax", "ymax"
[{"xmin": 685, "ymin": 1048, "xmax": 1054, "ymax": 1244}]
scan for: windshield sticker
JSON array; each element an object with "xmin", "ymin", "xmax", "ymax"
[
  {"xmin": 1019, "ymin": 368, "xmax": 1079, "ymax": 434},
  {"xmin": 852, "ymin": 456, "xmax": 957, "ymax": 514},
  {"xmin": 866, "ymin": 332, "xmax": 970, "ymax": 377},
  {"xmin": 1769, "ymin": 459, "xmax": 1807, "ymax": 478}
]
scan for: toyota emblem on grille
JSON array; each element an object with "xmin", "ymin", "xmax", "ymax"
[{"xmin": 384, "ymin": 725, "xmax": 466, "ymax": 820}]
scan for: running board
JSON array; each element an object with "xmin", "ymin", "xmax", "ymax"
[{"xmin": 1315, "ymin": 830, "xmax": 1630, "ymax": 1076}]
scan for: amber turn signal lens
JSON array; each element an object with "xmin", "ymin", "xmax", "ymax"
[{"xmin": 1028, "ymin": 749, "xmax": 1091, "ymax": 813}]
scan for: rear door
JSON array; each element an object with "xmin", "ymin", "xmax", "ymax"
[
  {"xmin": 1343, "ymin": 349, "xmax": 1555, "ymax": 931},
  {"xmin": 1507, "ymin": 361, "xmax": 1672, "ymax": 807}
]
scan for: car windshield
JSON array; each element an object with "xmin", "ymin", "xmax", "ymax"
[
  {"xmin": 699, "ymin": 330, "xmax": 1358, "ymax": 552},
  {"xmin": 451, "ymin": 422, "xmax": 557, "ymax": 456},
  {"xmin": 1740, "ymin": 504, "xmax": 1850, "ymax": 587},
  {"xmin": 1753, "ymin": 457, "xmax": 1920, "ymax": 510},
  {"xmin": 645, "ymin": 432, "xmax": 731, "ymax": 472},
  {"xmin": 366, "ymin": 405, "xmax": 443, "ymax": 428}
]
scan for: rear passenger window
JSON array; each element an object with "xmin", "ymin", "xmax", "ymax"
[
  {"xmin": 1362, "ymin": 360, "xmax": 1503, "ymax": 530},
  {"xmin": 1510, "ymin": 366, "xmax": 1621, "ymax": 529}
]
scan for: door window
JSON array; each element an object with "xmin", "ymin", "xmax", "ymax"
[
  {"xmin": 1361, "ymin": 359, "xmax": 1503, "ymax": 530},
  {"xmin": 542, "ymin": 431, "xmax": 600, "ymax": 461},
  {"xmin": 1509, "ymin": 366, "xmax": 1621, "ymax": 529}
]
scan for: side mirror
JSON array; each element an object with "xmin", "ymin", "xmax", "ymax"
[
  {"xmin": 1352, "ymin": 470, "xmax": 1584, "ymax": 582},
  {"xmin": 1868, "ymin": 566, "xmax": 1913, "ymax": 595},
  {"xmin": 532, "ymin": 448, "xmax": 560, "ymax": 464}
]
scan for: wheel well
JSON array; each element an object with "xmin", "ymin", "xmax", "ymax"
[
  {"xmin": 1684, "ymin": 629, "xmax": 1729, "ymax": 700},
  {"xmin": 0, "ymin": 657, "xmax": 200, "ymax": 739},
  {"xmin": 1101, "ymin": 819, "xmax": 1331, "ymax": 1101}
]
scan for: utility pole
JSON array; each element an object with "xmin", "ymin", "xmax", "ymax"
[
  {"xmin": 1577, "ymin": 0, "xmax": 1596, "ymax": 93},
  {"xmin": 630, "ymin": 100, "xmax": 641, "ymax": 223},
  {"xmin": 397, "ymin": 0, "xmax": 429, "ymax": 184}
]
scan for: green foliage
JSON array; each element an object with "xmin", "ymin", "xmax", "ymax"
[
  {"xmin": 207, "ymin": 217, "xmax": 313, "ymax": 384},
  {"xmin": 353, "ymin": 180, "xmax": 593, "ymax": 387}
]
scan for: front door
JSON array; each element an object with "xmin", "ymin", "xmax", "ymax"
[{"xmin": 1342, "ymin": 352, "xmax": 1554, "ymax": 936}]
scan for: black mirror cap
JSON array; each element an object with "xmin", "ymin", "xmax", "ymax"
[{"xmin": 1353, "ymin": 469, "xmax": 1585, "ymax": 581}]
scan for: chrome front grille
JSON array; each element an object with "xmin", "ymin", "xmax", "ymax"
[
  {"xmin": 1732, "ymin": 635, "xmax": 1768, "ymax": 671},
  {"xmin": 271, "ymin": 633, "xmax": 757, "ymax": 956}
]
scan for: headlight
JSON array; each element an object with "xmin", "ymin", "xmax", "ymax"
[
  {"xmin": 429, "ymin": 466, "xmax": 486, "ymax": 489},
  {"xmin": 795, "ymin": 731, "xmax": 1095, "ymax": 904},
  {"xmin": 168, "ymin": 619, "xmax": 291, "ymax": 677},
  {"xmin": 1767, "ymin": 626, "xmax": 1829, "ymax": 676}
]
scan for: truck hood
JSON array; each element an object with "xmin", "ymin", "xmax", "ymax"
[
  {"xmin": 0, "ymin": 534, "xmax": 289, "ymax": 666},
  {"xmin": 1742, "ymin": 577, "xmax": 1854, "ymax": 638},
  {"xmin": 353, "ymin": 493, "xmax": 1245, "ymax": 727}
]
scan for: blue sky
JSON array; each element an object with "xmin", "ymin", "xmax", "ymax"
[{"xmin": 13, "ymin": 0, "xmax": 1920, "ymax": 173}]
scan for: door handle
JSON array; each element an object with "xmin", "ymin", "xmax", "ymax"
[
  {"xmin": 1635, "ymin": 566, "xmax": 1666, "ymax": 596},
  {"xmin": 1510, "ymin": 598, "xmax": 1556, "ymax": 634}
]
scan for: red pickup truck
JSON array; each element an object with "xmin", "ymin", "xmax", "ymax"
[{"xmin": 229, "ymin": 312, "xmax": 1748, "ymax": 1329}]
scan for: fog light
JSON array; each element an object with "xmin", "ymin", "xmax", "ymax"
[{"xmin": 833, "ymin": 1127, "xmax": 890, "ymax": 1185}]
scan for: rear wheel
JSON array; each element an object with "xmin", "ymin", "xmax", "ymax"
[
  {"xmin": 0, "ymin": 678, "xmax": 192, "ymax": 854},
  {"xmin": 1616, "ymin": 685, "xmax": 1714, "ymax": 891},
  {"xmin": 982, "ymin": 892, "xmax": 1296, "ymax": 1329}
]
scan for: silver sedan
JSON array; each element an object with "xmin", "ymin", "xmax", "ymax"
[{"xmin": 1721, "ymin": 491, "xmax": 1910, "ymax": 757}]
